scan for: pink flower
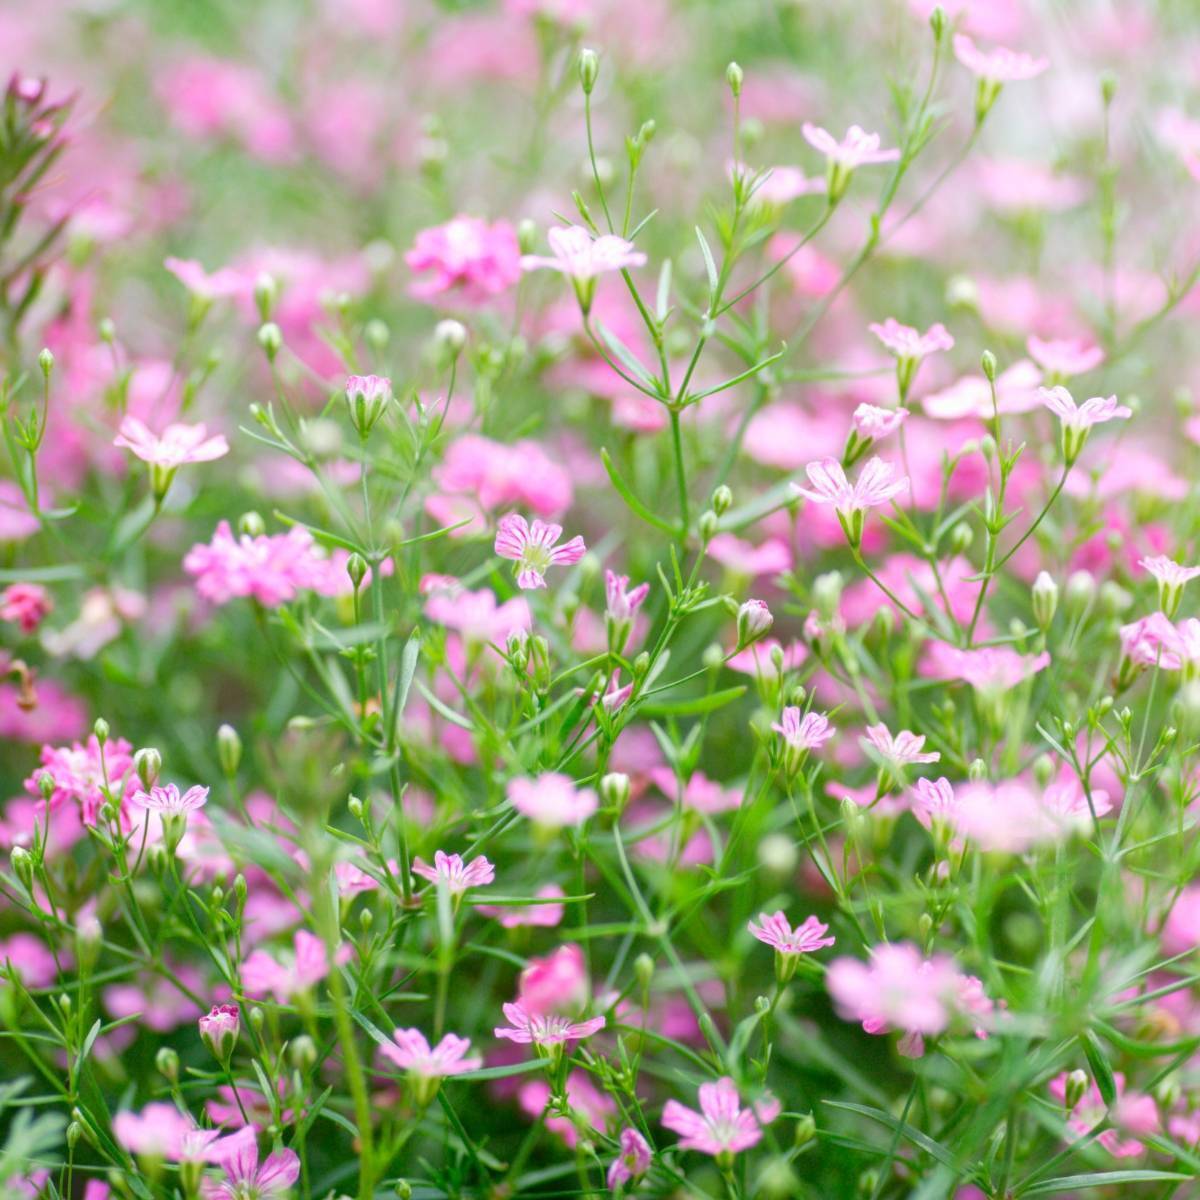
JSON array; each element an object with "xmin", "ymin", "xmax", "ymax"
[
  {"xmin": 127, "ymin": 782, "xmax": 210, "ymax": 814},
  {"xmin": 736, "ymin": 598, "xmax": 774, "ymax": 648},
  {"xmin": 27, "ymin": 735, "xmax": 135, "ymax": 825},
  {"xmin": 494, "ymin": 514, "xmax": 587, "ymax": 590},
  {"xmin": 0, "ymin": 583, "xmax": 52, "ymax": 633},
  {"xmin": 199, "ymin": 1004, "xmax": 240, "ymax": 1061},
  {"xmin": 494, "ymin": 999, "xmax": 605, "ymax": 1046},
  {"xmin": 406, "ymin": 216, "xmax": 522, "ymax": 304},
  {"xmin": 1140, "ymin": 555, "xmax": 1200, "ymax": 617},
  {"xmin": 241, "ymin": 930, "xmax": 347, "ymax": 1003},
  {"xmin": 411, "ymin": 850, "xmax": 495, "ymax": 894},
  {"xmin": 772, "ymin": 707, "xmax": 835, "ymax": 753},
  {"xmin": 869, "ymin": 318, "xmax": 955, "ymax": 362},
  {"xmin": 908, "ymin": 777, "xmax": 960, "ymax": 831},
  {"xmin": 1049, "ymin": 1073, "xmax": 1158, "ymax": 1158},
  {"xmin": 794, "ymin": 458, "xmax": 909, "ymax": 524},
  {"xmin": 741, "ymin": 163, "xmax": 826, "ymax": 205},
  {"xmin": 508, "ymin": 773, "xmax": 598, "ymax": 828},
  {"xmin": 802, "ymin": 123, "xmax": 900, "ymax": 168},
  {"xmin": 1038, "ymin": 385, "xmax": 1131, "ymax": 461},
  {"xmin": 953, "ymin": 34, "xmax": 1049, "ymax": 83},
  {"xmin": 863, "ymin": 723, "xmax": 941, "ymax": 768},
  {"xmin": 164, "ymin": 256, "xmax": 247, "ymax": 300},
  {"xmin": 344, "ymin": 373, "xmax": 392, "ymax": 435},
  {"xmin": 201, "ymin": 1127, "xmax": 300, "ymax": 1200},
  {"xmin": 607, "ymin": 1127, "xmax": 652, "ymax": 1189},
  {"xmin": 1027, "ymin": 335, "xmax": 1104, "ymax": 379},
  {"xmin": 748, "ymin": 911, "xmax": 836, "ymax": 956},
  {"xmin": 114, "ymin": 1103, "xmax": 203, "ymax": 1159},
  {"xmin": 380, "ymin": 1028, "xmax": 481, "ymax": 1078},
  {"xmin": 113, "ymin": 416, "xmax": 229, "ymax": 469},
  {"xmin": 519, "ymin": 943, "xmax": 588, "ymax": 1014},
  {"xmin": 520, "ymin": 225, "xmax": 647, "ymax": 282},
  {"xmin": 662, "ymin": 1077, "xmax": 775, "ymax": 1159},
  {"xmin": 604, "ymin": 570, "xmax": 650, "ymax": 622},
  {"xmin": 921, "ymin": 642, "xmax": 1050, "ymax": 693},
  {"xmin": 827, "ymin": 943, "xmax": 961, "ymax": 1037},
  {"xmin": 851, "ymin": 403, "xmax": 908, "ymax": 442},
  {"xmin": 650, "ymin": 769, "xmax": 741, "ymax": 815},
  {"xmin": 1119, "ymin": 612, "xmax": 1181, "ymax": 673}
]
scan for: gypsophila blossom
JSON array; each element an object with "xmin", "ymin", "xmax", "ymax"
[
  {"xmin": 662, "ymin": 1077, "xmax": 778, "ymax": 1160},
  {"xmin": 507, "ymin": 773, "xmax": 598, "ymax": 827},
  {"xmin": 493, "ymin": 999, "xmax": 605, "ymax": 1047},
  {"xmin": 868, "ymin": 318, "xmax": 955, "ymax": 362},
  {"xmin": 200, "ymin": 1127, "xmax": 301, "ymax": 1200},
  {"xmin": 863, "ymin": 723, "xmax": 941, "ymax": 769},
  {"xmin": 1027, "ymin": 334, "xmax": 1105, "ymax": 379},
  {"xmin": 520, "ymin": 224, "xmax": 647, "ymax": 282},
  {"xmin": 494, "ymin": 513, "xmax": 586, "ymax": 589},
  {"xmin": 772, "ymin": 707, "xmax": 834, "ymax": 773},
  {"xmin": 1038, "ymin": 384, "xmax": 1132, "ymax": 461},
  {"xmin": 127, "ymin": 782, "xmax": 210, "ymax": 813},
  {"xmin": 607, "ymin": 1127, "xmax": 652, "ymax": 1190},
  {"xmin": 748, "ymin": 911, "xmax": 835, "ymax": 957},
  {"xmin": 241, "ymin": 930, "xmax": 347, "ymax": 1004},
  {"xmin": 113, "ymin": 416, "xmax": 229, "ymax": 471},
  {"xmin": 953, "ymin": 34, "xmax": 1049, "ymax": 83},
  {"xmin": 1140, "ymin": 555, "xmax": 1200, "ymax": 617},
  {"xmin": 795, "ymin": 458, "xmax": 909, "ymax": 531},
  {"xmin": 0, "ymin": 583, "xmax": 51, "ymax": 633},
  {"xmin": 802, "ymin": 123, "xmax": 899, "ymax": 200},
  {"xmin": 199, "ymin": 1004, "xmax": 240, "ymax": 1062},
  {"xmin": 380, "ymin": 1028, "xmax": 481, "ymax": 1078},
  {"xmin": 411, "ymin": 849, "xmax": 496, "ymax": 894},
  {"xmin": 851, "ymin": 402, "xmax": 908, "ymax": 442},
  {"xmin": 406, "ymin": 215, "xmax": 522, "ymax": 304}
]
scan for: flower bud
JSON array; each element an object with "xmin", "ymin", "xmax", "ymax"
[
  {"xmin": 134, "ymin": 747, "xmax": 161, "ymax": 791},
  {"xmin": 968, "ymin": 758, "xmax": 987, "ymax": 782},
  {"xmin": 290, "ymin": 1034, "xmax": 317, "ymax": 1070},
  {"xmin": 600, "ymin": 772, "xmax": 631, "ymax": 811},
  {"xmin": 980, "ymin": 350, "xmax": 997, "ymax": 383},
  {"xmin": 1099, "ymin": 581, "xmax": 1132, "ymax": 617},
  {"xmin": 199, "ymin": 1004, "xmax": 241, "ymax": 1064},
  {"xmin": 1064, "ymin": 1069, "xmax": 1088, "ymax": 1110},
  {"xmin": 634, "ymin": 953, "xmax": 655, "ymax": 989},
  {"xmin": 346, "ymin": 553, "xmax": 368, "ymax": 591},
  {"xmin": 156, "ymin": 1046, "xmax": 180, "ymax": 1084},
  {"xmin": 736, "ymin": 599, "xmax": 773, "ymax": 649},
  {"xmin": 698, "ymin": 509, "xmax": 719, "ymax": 543},
  {"xmin": 257, "ymin": 322, "xmax": 282, "ymax": 361},
  {"xmin": 345, "ymin": 374, "xmax": 392, "ymax": 437},
  {"xmin": 434, "ymin": 319, "xmax": 467, "ymax": 360},
  {"xmin": 711, "ymin": 485, "xmax": 733, "ymax": 515},
  {"xmin": 93, "ymin": 718, "xmax": 110, "ymax": 745},
  {"xmin": 1033, "ymin": 753, "xmax": 1056, "ymax": 788},
  {"xmin": 578, "ymin": 48, "xmax": 599, "ymax": 95},
  {"xmin": 725, "ymin": 61, "xmax": 744, "ymax": 98},
  {"xmin": 10, "ymin": 846, "xmax": 34, "ymax": 891},
  {"xmin": 929, "ymin": 4, "xmax": 947, "ymax": 39},
  {"xmin": 239, "ymin": 509, "xmax": 266, "ymax": 537},
  {"xmin": 254, "ymin": 273, "xmax": 278, "ymax": 321},
  {"xmin": 1064, "ymin": 570, "xmax": 1096, "ymax": 619},
  {"xmin": 37, "ymin": 347, "xmax": 54, "ymax": 378},
  {"xmin": 1032, "ymin": 571, "xmax": 1058, "ymax": 631},
  {"xmin": 217, "ymin": 724, "xmax": 242, "ymax": 778}
]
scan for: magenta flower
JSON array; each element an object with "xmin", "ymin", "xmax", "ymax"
[
  {"xmin": 380, "ymin": 1028, "xmax": 481, "ymax": 1078},
  {"xmin": 851, "ymin": 403, "xmax": 908, "ymax": 442},
  {"xmin": 1119, "ymin": 612, "xmax": 1182, "ymax": 679},
  {"xmin": 1027, "ymin": 335, "xmax": 1104, "ymax": 379},
  {"xmin": 748, "ymin": 911, "xmax": 835, "ymax": 957},
  {"xmin": 921, "ymin": 642, "xmax": 1050, "ymax": 694},
  {"xmin": 520, "ymin": 225, "xmax": 647, "ymax": 282},
  {"xmin": 1048, "ymin": 1072, "xmax": 1159, "ymax": 1159},
  {"xmin": 199, "ymin": 1003, "xmax": 240, "ymax": 1062},
  {"xmin": 863, "ymin": 723, "xmax": 940, "ymax": 768},
  {"xmin": 607, "ymin": 1127, "xmax": 652, "ymax": 1190},
  {"xmin": 113, "ymin": 416, "xmax": 229, "ymax": 470},
  {"xmin": 662, "ymin": 1077, "xmax": 776, "ymax": 1160},
  {"xmin": 201, "ymin": 1127, "xmax": 300, "ymax": 1200},
  {"xmin": 494, "ymin": 513, "xmax": 586, "ymax": 590},
  {"xmin": 113, "ymin": 1102, "xmax": 198, "ymax": 1158},
  {"xmin": 519, "ymin": 943, "xmax": 588, "ymax": 1014},
  {"xmin": 1038, "ymin": 385, "xmax": 1132, "ymax": 461},
  {"xmin": 411, "ymin": 849, "xmax": 496, "ymax": 894},
  {"xmin": 507, "ymin": 773, "xmax": 598, "ymax": 828},
  {"xmin": 26, "ymin": 734, "xmax": 135, "ymax": 825},
  {"xmin": 953, "ymin": 34, "xmax": 1049, "ymax": 83},
  {"xmin": 406, "ymin": 215, "xmax": 522, "ymax": 305},
  {"xmin": 127, "ymin": 782, "xmax": 210, "ymax": 814},
  {"xmin": 494, "ymin": 999, "xmax": 605, "ymax": 1047},
  {"xmin": 0, "ymin": 583, "xmax": 51, "ymax": 634},
  {"xmin": 735, "ymin": 598, "xmax": 774, "ymax": 649}
]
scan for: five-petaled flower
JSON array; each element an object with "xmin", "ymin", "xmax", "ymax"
[
  {"xmin": 494, "ymin": 514, "xmax": 586, "ymax": 590},
  {"xmin": 772, "ymin": 707, "xmax": 834, "ymax": 773},
  {"xmin": 748, "ymin": 911, "xmax": 835, "ymax": 980},
  {"xmin": 494, "ymin": 999, "xmax": 606, "ymax": 1049},
  {"xmin": 1038, "ymin": 385, "xmax": 1131, "ymax": 463},
  {"xmin": 521, "ymin": 224, "xmax": 646, "ymax": 313},
  {"xmin": 381, "ymin": 1028, "xmax": 480, "ymax": 1103},
  {"xmin": 128, "ymin": 782, "xmax": 210, "ymax": 814},
  {"xmin": 794, "ymin": 457, "xmax": 909, "ymax": 546},
  {"xmin": 200, "ymin": 1126, "xmax": 300, "ymax": 1200},
  {"xmin": 1140, "ymin": 555, "xmax": 1200, "ymax": 619},
  {"xmin": 863, "ymin": 723, "xmax": 941, "ymax": 770},
  {"xmin": 507, "ymin": 773, "xmax": 598, "ymax": 828},
  {"xmin": 662, "ymin": 1076, "xmax": 779, "ymax": 1163},
  {"xmin": 114, "ymin": 416, "xmax": 228, "ymax": 498},
  {"xmin": 869, "ymin": 319, "xmax": 954, "ymax": 399},
  {"xmin": 802, "ymin": 123, "xmax": 899, "ymax": 201},
  {"xmin": 953, "ymin": 34, "xmax": 1048, "ymax": 120},
  {"xmin": 607, "ymin": 1127, "xmax": 652, "ymax": 1190},
  {"xmin": 411, "ymin": 850, "xmax": 496, "ymax": 895}
]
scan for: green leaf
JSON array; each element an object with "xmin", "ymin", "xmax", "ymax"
[
  {"xmin": 696, "ymin": 226, "xmax": 719, "ymax": 302},
  {"xmin": 1022, "ymin": 1171, "xmax": 1192, "ymax": 1195},
  {"xmin": 1080, "ymin": 1028, "xmax": 1116, "ymax": 1108},
  {"xmin": 595, "ymin": 320, "xmax": 657, "ymax": 388},
  {"xmin": 600, "ymin": 447, "xmax": 678, "ymax": 536},
  {"xmin": 640, "ymin": 685, "xmax": 746, "ymax": 717},
  {"xmin": 822, "ymin": 1100, "xmax": 958, "ymax": 1170}
]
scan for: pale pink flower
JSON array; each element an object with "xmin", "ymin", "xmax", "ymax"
[
  {"xmin": 1141, "ymin": 556, "xmax": 1200, "ymax": 588},
  {"xmin": 748, "ymin": 911, "xmax": 835, "ymax": 956},
  {"xmin": 241, "ymin": 930, "xmax": 347, "ymax": 1003},
  {"xmin": 201, "ymin": 1127, "xmax": 300, "ymax": 1200},
  {"xmin": 127, "ymin": 783, "xmax": 210, "ymax": 814},
  {"xmin": 508, "ymin": 773, "xmax": 598, "ymax": 827},
  {"xmin": 1119, "ymin": 612, "xmax": 1182, "ymax": 671},
  {"xmin": 0, "ymin": 583, "xmax": 52, "ymax": 633},
  {"xmin": 794, "ymin": 457, "xmax": 909, "ymax": 517},
  {"xmin": 772, "ymin": 708, "xmax": 835, "ymax": 752},
  {"xmin": 707, "ymin": 534, "xmax": 792, "ymax": 578},
  {"xmin": 1163, "ymin": 885, "xmax": 1200, "ymax": 955},
  {"xmin": 851, "ymin": 403, "xmax": 908, "ymax": 441},
  {"xmin": 406, "ymin": 216, "xmax": 522, "ymax": 304},
  {"xmin": 184, "ymin": 521, "xmax": 336, "ymax": 607},
  {"xmin": 519, "ymin": 1071, "xmax": 616, "ymax": 1148},
  {"xmin": 27, "ymin": 735, "xmax": 135, "ymax": 825},
  {"xmin": 520, "ymin": 225, "xmax": 646, "ymax": 281},
  {"xmin": 802, "ymin": 123, "xmax": 900, "ymax": 169},
  {"xmin": 604, "ymin": 570, "xmax": 650, "ymax": 622},
  {"xmin": 1027, "ymin": 335, "xmax": 1104, "ymax": 378},
  {"xmin": 1038, "ymin": 386, "xmax": 1131, "ymax": 430},
  {"xmin": 953, "ymin": 34, "xmax": 1048, "ymax": 82},
  {"xmin": 863, "ymin": 723, "xmax": 941, "ymax": 767},
  {"xmin": 477, "ymin": 883, "xmax": 566, "ymax": 928},
  {"xmin": 650, "ymin": 768, "xmax": 741, "ymax": 814},
  {"xmin": 607, "ymin": 1127, "xmax": 652, "ymax": 1189},
  {"xmin": 493, "ymin": 999, "xmax": 605, "ymax": 1046},
  {"xmin": 921, "ymin": 642, "xmax": 1050, "ymax": 693},
  {"xmin": 199, "ymin": 1004, "xmax": 240, "ymax": 1061},
  {"xmin": 827, "ymin": 942, "xmax": 961, "ymax": 1037},
  {"xmin": 662, "ymin": 1076, "xmax": 775, "ymax": 1158},
  {"xmin": 380, "ymin": 1028, "xmax": 481, "ymax": 1077},
  {"xmin": 736, "ymin": 162, "xmax": 825, "ymax": 205},
  {"xmin": 868, "ymin": 318, "xmax": 955, "ymax": 361},
  {"xmin": 908, "ymin": 777, "xmax": 960, "ymax": 831},
  {"xmin": 494, "ymin": 513, "xmax": 586, "ymax": 590},
  {"xmin": 113, "ymin": 416, "xmax": 229, "ymax": 469},
  {"xmin": 411, "ymin": 850, "xmax": 495, "ymax": 894},
  {"xmin": 164, "ymin": 256, "xmax": 247, "ymax": 300},
  {"xmin": 114, "ymin": 1103, "xmax": 201, "ymax": 1159}
]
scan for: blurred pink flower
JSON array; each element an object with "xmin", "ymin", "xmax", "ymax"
[
  {"xmin": 953, "ymin": 35, "xmax": 1048, "ymax": 82},
  {"xmin": 0, "ymin": 583, "xmax": 52, "ymax": 633},
  {"xmin": 852, "ymin": 403, "xmax": 908, "ymax": 441},
  {"xmin": 869, "ymin": 318, "xmax": 954, "ymax": 361},
  {"xmin": 521, "ymin": 225, "xmax": 647, "ymax": 281},
  {"xmin": 113, "ymin": 417, "xmax": 228, "ymax": 469},
  {"xmin": 802, "ymin": 123, "xmax": 899, "ymax": 168},
  {"xmin": 607, "ymin": 1127, "xmax": 652, "ymax": 1189},
  {"xmin": 202, "ymin": 1127, "xmax": 300, "ymax": 1199},
  {"xmin": 863, "ymin": 724, "xmax": 940, "ymax": 767},
  {"xmin": 380, "ymin": 1028, "xmax": 481, "ymax": 1077},
  {"xmin": 508, "ymin": 773, "xmax": 598, "ymax": 827},
  {"xmin": 406, "ymin": 216, "xmax": 521, "ymax": 305},
  {"xmin": 1027, "ymin": 335, "xmax": 1104, "ymax": 378},
  {"xmin": 241, "ymin": 931, "xmax": 348, "ymax": 1003}
]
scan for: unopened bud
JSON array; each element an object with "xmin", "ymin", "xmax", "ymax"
[
  {"xmin": 134, "ymin": 747, "xmax": 161, "ymax": 791},
  {"xmin": 736, "ymin": 599, "xmax": 773, "ymax": 649},
  {"xmin": 711, "ymin": 485, "xmax": 733, "ymax": 515},
  {"xmin": 1064, "ymin": 1069, "xmax": 1088, "ymax": 1110},
  {"xmin": 578, "ymin": 48, "xmax": 599, "ymax": 95},
  {"xmin": 38, "ymin": 348, "xmax": 54, "ymax": 378},
  {"xmin": 254, "ymin": 274, "xmax": 278, "ymax": 321},
  {"xmin": 156, "ymin": 1046, "xmax": 180, "ymax": 1083},
  {"xmin": 1032, "ymin": 571, "xmax": 1058, "ymax": 631},
  {"xmin": 980, "ymin": 350, "xmax": 997, "ymax": 382},
  {"xmin": 217, "ymin": 724, "xmax": 242, "ymax": 778},
  {"xmin": 257, "ymin": 322, "xmax": 282, "ymax": 360},
  {"xmin": 1064, "ymin": 570, "xmax": 1096, "ymax": 618},
  {"xmin": 93, "ymin": 718, "xmax": 109, "ymax": 745},
  {"xmin": 290, "ymin": 1034, "xmax": 317, "ymax": 1070},
  {"xmin": 435, "ymin": 319, "xmax": 467, "ymax": 359},
  {"xmin": 725, "ymin": 61, "xmax": 744, "ymax": 98},
  {"xmin": 346, "ymin": 553, "xmax": 368, "ymax": 591},
  {"xmin": 600, "ymin": 772, "xmax": 631, "ymax": 811}
]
